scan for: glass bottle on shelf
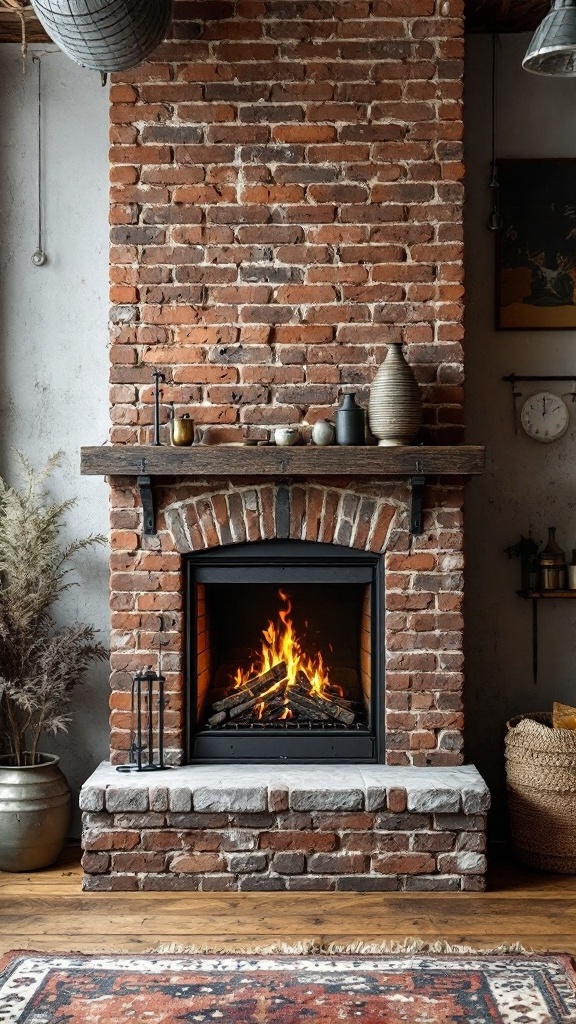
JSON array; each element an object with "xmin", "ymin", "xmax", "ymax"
[{"xmin": 538, "ymin": 527, "xmax": 566, "ymax": 591}]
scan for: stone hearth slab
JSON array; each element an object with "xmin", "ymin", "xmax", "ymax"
[
  {"xmin": 81, "ymin": 763, "xmax": 489, "ymax": 815},
  {"xmin": 81, "ymin": 763, "xmax": 489, "ymax": 892}
]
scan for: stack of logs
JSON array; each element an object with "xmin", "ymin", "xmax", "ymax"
[{"xmin": 207, "ymin": 661, "xmax": 357, "ymax": 728}]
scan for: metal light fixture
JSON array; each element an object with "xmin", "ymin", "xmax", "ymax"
[
  {"xmin": 30, "ymin": 0, "xmax": 172, "ymax": 73},
  {"xmin": 31, "ymin": 55, "xmax": 48, "ymax": 267},
  {"xmin": 523, "ymin": 0, "xmax": 576, "ymax": 76}
]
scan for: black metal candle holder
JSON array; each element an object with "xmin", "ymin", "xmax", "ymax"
[
  {"xmin": 152, "ymin": 369, "xmax": 166, "ymax": 446},
  {"xmin": 116, "ymin": 666, "xmax": 170, "ymax": 773}
]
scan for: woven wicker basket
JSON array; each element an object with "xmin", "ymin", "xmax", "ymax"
[{"xmin": 505, "ymin": 712, "xmax": 576, "ymax": 873}]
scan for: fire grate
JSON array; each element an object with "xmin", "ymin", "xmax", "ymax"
[{"xmin": 212, "ymin": 720, "xmax": 370, "ymax": 731}]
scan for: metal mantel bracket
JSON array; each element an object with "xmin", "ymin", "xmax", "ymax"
[
  {"xmin": 137, "ymin": 475, "xmax": 156, "ymax": 536},
  {"xmin": 410, "ymin": 464, "xmax": 426, "ymax": 536},
  {"xmin": 135, "ymin": 458, "xmax": 427, "ymax": 538}
]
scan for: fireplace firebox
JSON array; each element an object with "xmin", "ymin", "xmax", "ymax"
[{"xmin": 185, "ymin": 541, "xmax": 384, "ymax": 763}]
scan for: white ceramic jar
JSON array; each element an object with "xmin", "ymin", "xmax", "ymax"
[{"xmin": 274, "ymin": 427, "xmax": 300, "ymax": 446}]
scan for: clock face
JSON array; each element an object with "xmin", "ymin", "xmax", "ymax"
[{"xmin": 520, "ymin": 391, "xmax": 570, "ymax": 443}]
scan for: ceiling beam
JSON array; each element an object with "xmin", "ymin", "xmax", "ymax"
[
  {"xmin": 0, "ymin": 9, "xmax": 50, "ymax": 43},
  {"xmin": 465, "ymin": 1, "xmax": 547, "ymax": 34},
  {"xmin": 0, "ymin": 2, "xmax": 548, "ymax": 44}
]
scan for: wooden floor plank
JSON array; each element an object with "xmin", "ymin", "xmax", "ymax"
[
  {"xmin": 2, "ymin": 900, "xmax": 574, "ymax": 935},
  {"xmin": 1, "ymin": 846, "xmax": 575, "ymax": 956}
]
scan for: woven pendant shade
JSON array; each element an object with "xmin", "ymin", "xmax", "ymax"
[{"xmin": 30, "ymin": 0, "xmax": 172, "ymax": 72}]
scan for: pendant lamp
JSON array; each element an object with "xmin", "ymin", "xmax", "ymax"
[
  {"xmin": 30, "ymin": 0, "xmax": 172, "ymax": 72},
  {"xmin": 523, "ymin": 0, "xmax": 576, "ymax": 76}
]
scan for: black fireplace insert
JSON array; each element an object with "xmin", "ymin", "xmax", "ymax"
[{"xmin": 185, "ymin": 540, "xmax": 384, "ymax": 763}]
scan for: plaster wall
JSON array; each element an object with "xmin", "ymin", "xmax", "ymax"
[
  {"xmin": 0, "ymin": 46, "xmax": 109, "ymax": 834},
  {"xmin": 465, "ymin": 34, "xmax": 576, "ymax": 828}
]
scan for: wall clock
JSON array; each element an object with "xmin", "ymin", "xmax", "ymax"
[{"xmin": 520, "ymin": 391, "xmax": 569, "ymax": 442}]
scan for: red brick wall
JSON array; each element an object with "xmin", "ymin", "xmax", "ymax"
[
  {"xmin": 107, "ymin": 0, "xmax": 466, "ymax": 766},
  {"xmin": 109, "ymin": 0, "xmax": 464, "ymax": 442}
]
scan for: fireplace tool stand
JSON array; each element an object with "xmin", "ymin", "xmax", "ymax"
[{"xmin": 116, "ymin": 664, "xmax": 171, "ymax": 773}]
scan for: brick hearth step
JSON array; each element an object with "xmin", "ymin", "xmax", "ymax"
[{"xmin": 80, "ymin": 764, "xmax": 490, "ymax": 893}]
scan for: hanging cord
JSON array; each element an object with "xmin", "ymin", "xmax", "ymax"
[
  {"xmin": 0, "ymin": 0, "xmax": 28, "ymax": 70},
  {"xmin": 31, "ymin": 54, "xmax": 47, "ymax": 267},
  {"xmin": 487, "ymin": 32, "xmax": 503, "ymax": 232}
]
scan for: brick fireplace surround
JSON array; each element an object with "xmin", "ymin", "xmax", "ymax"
[{"xmin": 80, "ymin": 0, "xmax": 490, "ymax": 893}]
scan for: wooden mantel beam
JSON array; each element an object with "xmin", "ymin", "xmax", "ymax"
[
  {"xmin": 80, "ymin": 444, "xmax": 486, "ymax": 479},
  {"xmin": 81, "ymin": 443, "xmax": 485, "ymax": 537}
]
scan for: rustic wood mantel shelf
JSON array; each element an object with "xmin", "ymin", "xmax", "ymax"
[
  {"xmin": 80, "ymin": 444, "xmax": 485, "ymax": 536},
  {"xmin": 81, "ymin": 444, "xmax": 485, "ymax": 478}
]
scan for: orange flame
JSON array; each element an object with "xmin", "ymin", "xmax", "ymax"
[{"xmin": 232, "ymin": 590, "xmax": 333, "ymax": 699}]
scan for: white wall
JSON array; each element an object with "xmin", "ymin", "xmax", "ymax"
[
  {"xmin": 0, "ymin": 45, "xmax": 109, "ymax": 835},
  {"xmin": 465, "ymin": 34, "xmax": 576, "ymax": 828}
]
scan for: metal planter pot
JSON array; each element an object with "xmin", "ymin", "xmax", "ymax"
[{"xmin": 0, "ymin": 754, "xmax": 71, "ymax": 872}]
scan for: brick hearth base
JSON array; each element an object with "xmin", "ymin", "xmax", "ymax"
[{"xmin": 80, "ymin": 764, "xmax": 489, "ymax": 893}]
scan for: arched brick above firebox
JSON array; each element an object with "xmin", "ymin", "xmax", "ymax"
[{"xmin": 163, "ymin": 482, "xmax": 404, "ymax": 555}]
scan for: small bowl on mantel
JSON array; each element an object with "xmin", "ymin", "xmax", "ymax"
[{"xmin": 274, "ymin": 427, "xmax": 301, "ymax": 447}]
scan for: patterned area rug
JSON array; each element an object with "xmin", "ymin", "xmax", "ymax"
[{"xmin": 1, "ymin": 951, "xmax": 576, "ymax": 1023}]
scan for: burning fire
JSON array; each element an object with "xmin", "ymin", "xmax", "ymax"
[
  {"xmin": 232, "ymin": 590, "xmax": 337, "ymax": 714},
  {"xmin": 204, "ymin": 589, "xmax": 358, "ymax": 731}
]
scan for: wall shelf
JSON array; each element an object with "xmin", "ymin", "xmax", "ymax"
[{"xmin": 519, "ymin": 591, "xmax": 576, "ymax": 599}]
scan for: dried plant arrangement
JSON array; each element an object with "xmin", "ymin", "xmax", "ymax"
[{"xmin": 0, "ymin": 453, "xmax": 107, "ymax": 765}]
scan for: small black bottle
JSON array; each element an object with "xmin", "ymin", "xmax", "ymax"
[{"xmin": 335, "ymin": 392, "xmax": 365, "ymax": 446}]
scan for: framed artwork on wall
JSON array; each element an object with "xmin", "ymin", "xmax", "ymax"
[{"xmin": 496, "ymin": 159, "xmax": 576, "ymax": 330}]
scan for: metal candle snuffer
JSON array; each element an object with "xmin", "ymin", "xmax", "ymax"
[
  {"xmin": 152, "ymin": 369, "xmax": 166, "ymax": 446},
  {"xmin": 151, "ymin": 370, "xmax": 195, "ymax": 446}
]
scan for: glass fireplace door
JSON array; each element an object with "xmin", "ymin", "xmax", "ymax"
[{"xmin": 185, "ymin": 541, "xmax": 384, "ymax": 763}]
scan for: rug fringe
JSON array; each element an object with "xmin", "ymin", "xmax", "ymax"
[{"xmin": 155, "ymin": 939, "xmax": 531, "ymax": 956}]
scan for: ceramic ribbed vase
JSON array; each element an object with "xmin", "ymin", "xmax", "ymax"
[{"xmin": 368, "ymin": 341, "xmax": 422, "ymax": 446}]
